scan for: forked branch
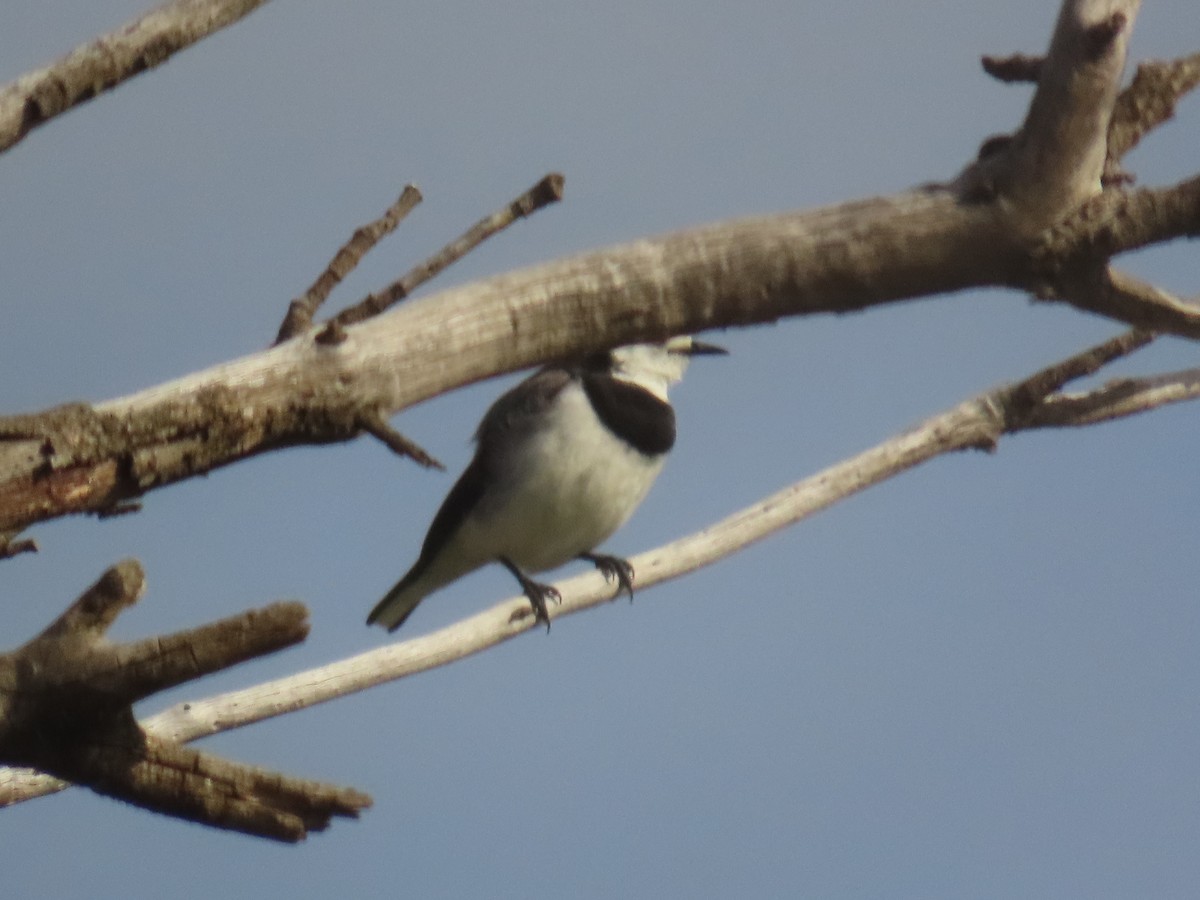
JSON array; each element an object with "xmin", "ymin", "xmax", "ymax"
[{"xmin": 0, "ymin": 561, "xmax": 370, "ymax": 840}]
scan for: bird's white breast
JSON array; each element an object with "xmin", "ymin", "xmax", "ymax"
[{"xmin": 462, "ymin": 380, "xmax": 666, "ymax": 573}]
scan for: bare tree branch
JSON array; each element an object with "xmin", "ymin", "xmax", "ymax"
[
  {"xmin": 275, "ymin": 185, "xmax": 424, "ymax": 344},
  {"xmin": 0, "ymin": 188, "xmax": 1003, "ymax": 533},
  {"xmin": 1036, "ymin": 175, "xmax": 1200, "ymax": 264},
  {"xmin": 0, "ymin": 0, "xmax": 273, "ymax": 155},
  {"xmin": 330, "ymin": 172, "xmax": 566, "ymax": 329},
  {"xmin": 1109, "ymin": 52, "xmax": 1200, "ymax": 162},
  {"xmin": 0, "ymin": 562, "xmax": 370, "ymax": 838},
  {"xmin": 992, "ymin": 0, "xmax": 1139, "ymax": 232}
]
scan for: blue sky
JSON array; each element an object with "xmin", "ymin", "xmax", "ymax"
[{"xmin": 2, "ymin": 2, "xmax": 1199, "ymax": 897}]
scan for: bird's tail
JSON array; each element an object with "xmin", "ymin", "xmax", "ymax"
[{"xmin": 366, "ymin": 570, "xmax": 426, "ymax": 632}]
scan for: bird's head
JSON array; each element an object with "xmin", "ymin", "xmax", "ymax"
[{"xmin": 608, "ymin": 335, "xmax": 727, "ymax": 399}]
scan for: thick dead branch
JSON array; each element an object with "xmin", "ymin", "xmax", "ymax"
[
  {"xmin": 274, "ymin": 186, "xmax": 424, "ymax": 344},
  {"xmin": 331, "ymin": 172, "xmax": 566, "ymax": 329},
  {"xmin": 1030, "ymin": 177, "xmax": 1200, "ymax": 331},
  {"xmin": 0, "ymin": 561, "xmax": 370, "ymax": 840},
  {"xmin": 0, "ymin": 0, "xmax": 273, "ymax": 155},
  {"xmin": 4, "ymin": 325, "xmax": 1192, "ymax": 810},
  {"xmin": 1034, "ymin": 175, "xmax": 1200, "ymax": 266},
  {"xmin": 3, "ymin": 162, "xmax": 1197, "ymax": 536},
  {"xmin": 0, "ymin": 188, "xmax": 1012, "ymax": 534},
  {"xmin": 991, "ymin": 0, "xmax": 1138, "ymax": 231}
]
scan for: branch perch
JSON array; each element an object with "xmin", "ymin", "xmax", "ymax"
[{"xmin": 0, "ymin": 561, "xmax": 370, "ymax": 840}]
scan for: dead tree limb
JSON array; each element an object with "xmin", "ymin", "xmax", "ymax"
[
  {"xmin": 0, "ymin": 561, "xmax": 370, "ymax": 840},
  {"xmin": 0, "ymin": 0, "xmax": 273, "ymax": 155}
]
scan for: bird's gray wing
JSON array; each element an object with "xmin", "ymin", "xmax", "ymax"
[
  {"xmin": 473, "ymin": 366, "xmax": 574, "ymax": 456},
  {"xmin": 408, "ymin": 454, "xmax": 488, "ymax": 574},
  {"xmin": 411, "ymin": 367, "xmax": 574, "ymax": 572}
]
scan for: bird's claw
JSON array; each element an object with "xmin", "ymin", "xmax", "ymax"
[
  {"xmin": 500, "ymin": 557, "xmax": 561, "ymax": 633},
  {"xmin": 580, "ymin": 553, "xmax": 635, "ymax": 602},
  {"xmin": 523, "ymin": 581, "xmax": 561, "ymax": 633}
]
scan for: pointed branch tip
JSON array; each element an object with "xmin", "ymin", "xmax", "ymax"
[{"xmin": 360, "ymin": 412, "xmax": 444, "ymax": 469}]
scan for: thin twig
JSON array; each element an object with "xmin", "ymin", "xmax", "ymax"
[
  {"xmin": 274, "ymin": 185, "xmax": 423, "ymax": 344},
  {"xmin": 359, "ymin": 411, "xmax": 444, "ymax": 470},
  {"xmin": 1025, "ymin": 365, "xmax": 1200, "ymax": 427},
  {"xmin": 331, "ymin": 173, "xmax": 566, "ymax": 328},
  {"xmin": 1043, "ymin": 267, "xmax": 1200, "ymax": 338},
  {"xmin": 1002, "ymin": 327, "xmax": 1154, "ymax": 420}
]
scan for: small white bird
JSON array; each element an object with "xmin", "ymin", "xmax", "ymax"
[{"xmin": 367, "ymin": 335, "xmax": 726, "ymax": 632}]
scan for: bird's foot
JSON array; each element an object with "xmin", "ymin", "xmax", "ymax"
[
  {"xmin": 501, "ymin": 557, "xmax": 560, "ymax": 632},
  {"xmin": 522, "ymin": 579, "xmax": 561, "ymax": 632},
  {"xmin": 579, "ymin": 552, "xmax": 635, "ymax": 602}
]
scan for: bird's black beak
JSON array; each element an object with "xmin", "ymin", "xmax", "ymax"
[{"xmin": 687, "ymin": 340, "xmax": 728, "ymax": 356}]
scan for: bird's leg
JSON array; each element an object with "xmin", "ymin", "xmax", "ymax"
[
  {"xmin": 578, "ymin": 552, "xmax": 635, "ymax": 601},
  {"xmin": 499, "ymin": 557, "xmax": 560, "ymax": 632}
]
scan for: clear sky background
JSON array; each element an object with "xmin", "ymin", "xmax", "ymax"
[{"xmin": 2, "ymin": 2, "xmax": 1198, "ymax": 898}]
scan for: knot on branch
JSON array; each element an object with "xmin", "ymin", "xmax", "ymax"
[{"xmin": 0, "ymin": 561, "xmax": 370, "ymax": 841}]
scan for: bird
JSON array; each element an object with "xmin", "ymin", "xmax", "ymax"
[{"xmin": 367, "ymin": 335, "xmax": 727, "ymax": 632}]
